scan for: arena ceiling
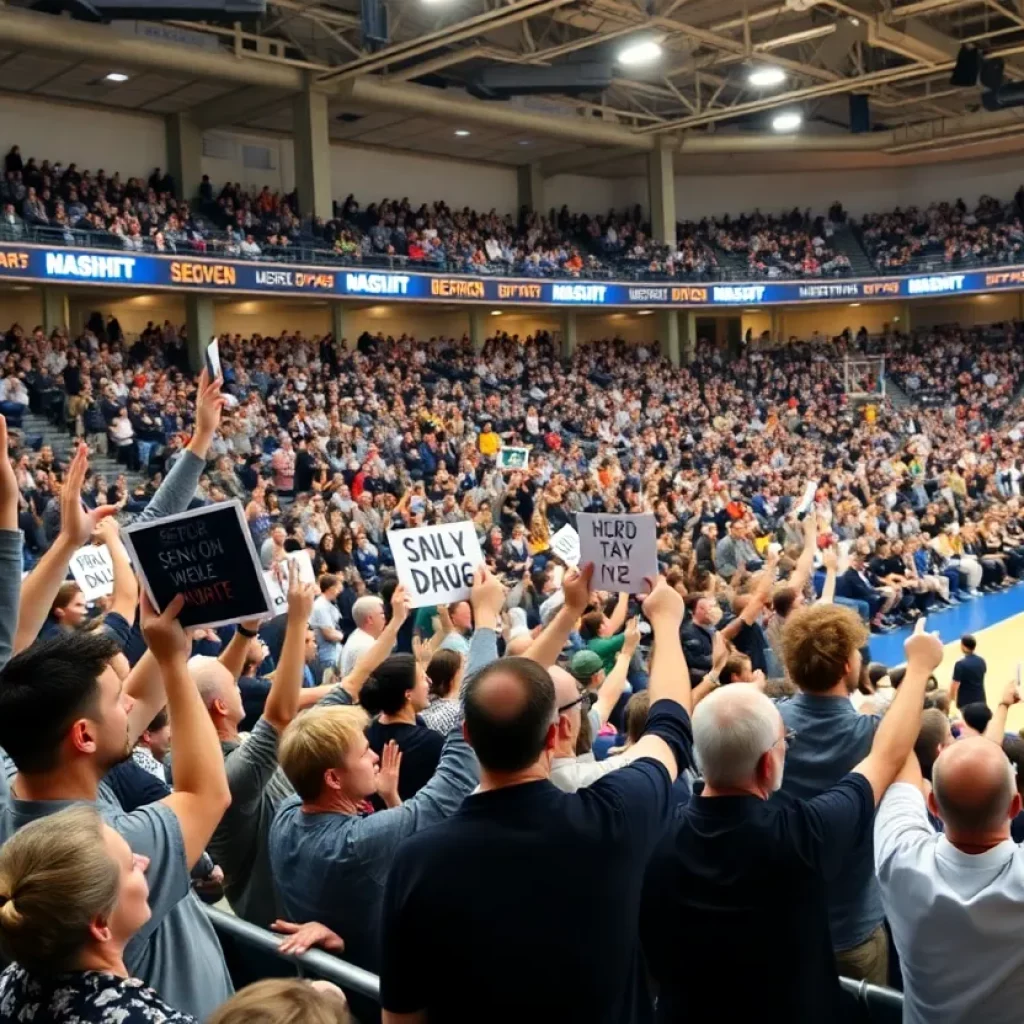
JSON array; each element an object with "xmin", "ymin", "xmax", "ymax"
[{"xmin": 4, "ymin": 0, "xmax": 1024, "ymax": 173}]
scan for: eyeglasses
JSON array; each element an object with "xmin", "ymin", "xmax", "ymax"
[
  {"xmin": 558, "ymin": 691, "xmax": 595, "ymax": 715},
  {"xmin": 770, "ymin": 729, "xmax": 797, "ymax": 752}
]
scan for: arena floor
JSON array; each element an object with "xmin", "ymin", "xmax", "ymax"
[{"xmin": 870, "ymin": 586, "xmax": 1024, "ymax": 733}]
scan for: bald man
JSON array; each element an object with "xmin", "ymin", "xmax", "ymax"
[{"xmin": 876, "ymin": 704, "xmax": 1024, "ymax": 1024}]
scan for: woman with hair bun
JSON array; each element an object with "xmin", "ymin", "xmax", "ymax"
[
  {"xmin": 0, "ymin": 804, "xmax": 195, "ymax": 1023},
  {"xmin": 360, "ymin": 653, "xmax": 442, "ymax": 805}
]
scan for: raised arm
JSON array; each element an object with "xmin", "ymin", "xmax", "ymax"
[
  {"xmin": 626, "ymin": 577, "xmax": 688, "ymax": 777},
  {"xmin": 142, "ymin": 593, "xmax": 231, "ymax": 868},
  {"xmin": 594, "ymin": 616, "xmax": 639, "ymax": 728},
  {"xmin": 788, "ymin": 512, "xmax": 818, "ymax": 596},
  {"xmin": 15, "ymin": 445, "xmax": 116, "ymax": 653},
  {"xmin": 984, "ymin": 678, "xmax": 1021, "ymax": 742},
  {"xmin": 134, "ymin": 369, "xmax": 225, "ymax": 525},
  {"xmin": 94, "ymin": 517, "xmax": 138, "ymax": 623},
  {"xmin": 337, "ymin": 586, "xmax": 410, "ymax": 698},
  {"xmin": 218, "ymin": 621, "xmax": 258, "ymax": 682},
  {"xmin": 605, "ymin": 591, "xmax": 630, "ymax": 636},
  {"xmin": 719, "ymin": 552, "xmax": 777, "ymax": 644},
  {"xmin": 819, "ymin": 547, "xmax": 838, "ymax": 606},
  {"xmin": 0, "ymin": 416, "xmax": 24, "ymax": 672},
  {"xmin": 523, "ymin": 563, "xmax": 592, "ymax": 669},
  {"xmin": 263, "ymin": 563, "xmax": 317, "ymax": 733},
  {"xmin": 854, "ymin": 619, "xmax": 944, "ymax": 805}
]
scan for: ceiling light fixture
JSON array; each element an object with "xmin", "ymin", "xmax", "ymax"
[
  {"xmin": 618, "ymin": 39, "xmax": 663, "ymax": 66},
  {"xmin": 490, "ymin": 310, "xmax": 502, "ymax": 316},
  {"xmin": 454, "ymin": 129, "xmax": 471, "ymax": 137},
  {"xmin": 772, "ymin": 110, "xmax": 803, "ymax": 133},
  {"xmin": 105, "ymin": 72, "xmax": 129, "ymax": 83},
  {"xmin": 748, "ymin": 67, "xmax": 785, "ymax": 87},
  {"xmin": 637, "ymin": 310, "xmax": 654, "ymax": 316}
]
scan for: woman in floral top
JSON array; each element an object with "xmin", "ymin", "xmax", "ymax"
[{"xmin": 0, "ymin": 805, "xmax": 195, "ymax": 1024}]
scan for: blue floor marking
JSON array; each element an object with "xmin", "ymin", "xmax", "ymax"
[{"xmin": 868, "ymin": 583, "xmax": 1024, "ymax": 666}]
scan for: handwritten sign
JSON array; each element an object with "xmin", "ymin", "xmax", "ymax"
[
  {"xmin": 549, "ymin": 524, "xmax": 580, "ymax": 567},
  {"xmin": 577, "ymin": 513, "xmax": 658, "ymax": 593},
  {"xmin": 498, "ymin": 446, "xmax": 529, "ymax": 471},
  {"xmin": 388, "ymin": 521, "xmax": 484, "ymax": 609},
  {"xmin": 122, "ymin": 501, "xmax": 272, "ymax": 629},
  {"xmin": 69, "ymin": 544, "xmax": 115, "ymax": 602},
  {"xmin": 795, "ymin": 479, "xmax": 819, "ymax": 518}
]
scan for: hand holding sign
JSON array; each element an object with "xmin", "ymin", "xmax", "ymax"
[
  {"xmin": 391, "ymin": 583, "xmax": 411, "ymax": 628},
  {"xmin": 141, "ymin": 591, "xmax": 189, "ymax": 665},
  {"xmin": 471, "ymin": 564, "xmax": 507, "ymax": 630},
  {"xmin": 191, "ymin": 368, "xmax": 227, "ymax": 457},
  {"xmin": 563, "ymin": 562, "xmax": 594, "ymax": 616}
]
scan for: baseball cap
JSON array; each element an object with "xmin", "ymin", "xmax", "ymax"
[{"xmin": 569, "ymin": 650, "xmax": 604, "ymax": 682}]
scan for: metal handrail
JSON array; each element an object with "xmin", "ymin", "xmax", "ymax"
[{"xmin": 203, "ymin": 905, "xmax": 381, "ymax": 1002}]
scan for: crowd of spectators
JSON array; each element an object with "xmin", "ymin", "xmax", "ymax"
[
  {"xmin": 861, "ymin": 194, "xmax": 1024, "ymax": 271},
  {"xmin": 709, "ymin": 206, "xmax": 853, "ymax": 278},
  {"xmin": 0, "ymin": 308, "xmax": 1019, "ymax": 1020}
]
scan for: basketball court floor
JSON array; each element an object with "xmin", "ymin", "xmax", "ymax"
[{"xmin": 869, "ymin": 586, "xmax": 1024, "ymax": 731}]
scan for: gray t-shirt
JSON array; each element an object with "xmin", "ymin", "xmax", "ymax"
[
  {"xmin": 209, "ymin": 718, "xmax": 283, "ymax": 928},
  {"xmin": 0, "ymin": 785, "xmax": 233, "ymax": 1020}
]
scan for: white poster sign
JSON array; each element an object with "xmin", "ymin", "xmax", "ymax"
[
  {"xmin": 206, "ymin": 337, "xmax": 222, "ymax": 379},
  {"xmin": 69, "ymin": 544, "xmax": 115, "ymax": 602},
  {"xmin": 286, "ymin": 549, "xmax": 316, "ymax": 584},
  {"xmin": 498, "ymin": 446, "xmax": 530, "ymax": 471},
  {"xmin": 549, "ymin": 524, "xmax": 580, "ymax": 567},
  {"xmin": 795, "ymin": 479, "xmax": 819, "ymax": 517},
  {"xmin": 577, "ymin": 513, "xmax": 658, "ymax": 593},
  {"xmin": 388, "ymin": 521, "xmax": 484, "ymax": 609}
]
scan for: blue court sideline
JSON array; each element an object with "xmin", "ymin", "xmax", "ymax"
[{"xmin": 868, "ymin": 583, "xmax": 1024, "ymax": 667}]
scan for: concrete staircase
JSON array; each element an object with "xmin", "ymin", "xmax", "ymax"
[
  {"xmin": 830, "ymin": 225, "xmax": 876, "ymax": 278},
  {"xmin": 20, "ymin": 409, "xmax": 145, "ymax": 491},
  {"xmin": 883, "ymin": 373, "xmax": 914, "ymax": 411}
]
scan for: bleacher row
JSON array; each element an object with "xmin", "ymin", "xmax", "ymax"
[{"xmin": 4, "ymin": 142, "xmax": 1024, "ymax": 283}]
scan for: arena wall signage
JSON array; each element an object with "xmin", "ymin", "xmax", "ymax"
[{"xmin": 0, "ymin": 243, "xmax": 1017, "ymax": 308}]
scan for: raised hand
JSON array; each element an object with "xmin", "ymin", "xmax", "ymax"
[
  {"xmin": 903, "ymin": 616, "xmax": 943, "ymax": 674},
  {"xmin": 286, "ymin": 558, "xmax": 317, "ymax": 622},
  {"xmin": 563, "ymin": 562, "xmax": 595, "ymax": 616},
  {"xmin": 390, "ymin": 583, "xmax": 410, "ymax": 627},
  {"xmin": 1000, "ymin": 678, "xmax": 1022, "ymax": 708},
  {"xmin": 471, "ymin": 563, "xmax": 507, "ymax": 623},
  {"xmin": 140, "ymin": 592, "xmax": 189, "ymax": 665},
  {"xmin": 375, "ymin": 739, "xmax": 403, "ymax": 809},
  {"xmin": 641, "ymin": 575, "xmax": 684, "ymax": 630},
  {"xmin": 822, "ymin": 546, "xmax": 839, "ymax": 573},
  {"xmin": 61, "ymin": 444, "xmax": 117, "ymax": 547},
  {"xmin": 191, "ymin": 368, "xmax": 227, "ymax": 453},
  {"xmin": 712, "ymin": 629, "xmax": 729, "ymax": 671},
  {"xmin": 623, "ymin": 615, "xmax": 641, "ymax": 657},
  {"xmin": 0, "ymin": 415, "xmax": 18, "ymax": 532}
]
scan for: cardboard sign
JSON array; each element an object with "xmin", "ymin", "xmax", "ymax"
[
  {"xmin": 577, "ymin": 513, "xmax": 658, "ymax": 593},
  {"xmin": 498, "ymin": 446, "xmax": 530, "ymax": 471},
  {"xmin": 264, "ymin": 566, "xmax": 288, "ymax": 614},
  {"xmin": 286, "ymin": 549, "xmax": 315, "ymax": 584},
  {"xmin": 122, "ymin": 500, "xmax": 273, "ymax": 629},
  {"xmin": 549, "ymin": 524, "xmax": 580, "ymax": 567},
  {"xmin": 69, "ymin": 544, "xmax": 115, "ymax": 602},
  {"xmin": 388, "ymin": 521, "xmax": 484, "ymax": 609}
]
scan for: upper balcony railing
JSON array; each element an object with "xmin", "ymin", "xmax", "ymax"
[{"xmin": 3, "ymin": 221, "xmax": 1023, "ymax": 285}]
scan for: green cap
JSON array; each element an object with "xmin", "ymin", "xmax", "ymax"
[{"xmin": 569, "ymin": 650, "xmax": 604, "ymax": 682}]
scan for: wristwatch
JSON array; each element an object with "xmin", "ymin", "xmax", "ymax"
[
  {"xmin": 705, "ymin": 669, "xmax": 721, "ymax": 689},
  {"xmin": 237, "ymin": 625, "xmax": 259, "ymax": 638}
]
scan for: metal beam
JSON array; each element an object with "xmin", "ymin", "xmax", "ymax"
[
  {"xmin": 316, "ymin": 0, "xmax": 579, "ymax": 85},
  {"xmin": 189, "ymin": 85, "xmax": 292, "ymax": 130}
]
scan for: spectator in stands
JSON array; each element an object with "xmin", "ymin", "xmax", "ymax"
[
  {"xmin": 877, "ymin": 680, "xmax": 1024, "ymax": 1022},
  {"xmin": 0, "ymin": 805, "xmax": 196, "ymax": 1023},
  {"xmin": 421, "ymin": 647, "xmax": 463, "ymax": 735},
  {"xmin": 777, "ymin": 603, "xmax": 888, "ymax": 982},
  {"xmin": 379, "ymin": 569, "xmax": 691, "ymax": 1022},
  {"xmin": 640, "ymin": 620, "xmax": 942, "ymax": 1020},
  {"xmin": 309, "ymin": 574, "xmax": 345, "ymax": 677},
  {"xmin": 340, "ymin": 595, "xmax": 385, "ymax": 676}
]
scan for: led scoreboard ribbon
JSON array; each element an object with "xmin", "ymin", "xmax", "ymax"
[{"xmin": 0, "ymin": 244, "xmax": 1016, "ymax": 307}]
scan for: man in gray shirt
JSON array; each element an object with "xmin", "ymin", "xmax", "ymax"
[{"xmin": 716, "ymin": 519, "xmax": 762, "ymax": 580}]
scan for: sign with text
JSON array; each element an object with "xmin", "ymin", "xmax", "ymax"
[
  {"xmin": 122, "ymin": 501, "xmax": 273, "ymax": 629},
  {"xmin": 69, "ymin": 544, "xmax": 115, "ymax": 603},
  {"xmin": 206, "ymin": 337, "xmax": 222, "ymax": 380},
  {"xmin": 549, "ymin": 524, "xmax": 580, "ymax": 567},
  {"xmin": 577, "ymin": 513, "xmax": 658, "ymax": 593},
  {"xmin": 498, "ymin": 446, "xmax": 530, "ymax": 470},
  {"xmin": 388, "ymin": 521, "xmax": 484, "ymax": 609}
]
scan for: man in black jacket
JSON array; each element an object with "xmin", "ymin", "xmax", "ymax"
[{"xmin": 680, "ymin": 594, "xmax": 721, "ymax": 684}]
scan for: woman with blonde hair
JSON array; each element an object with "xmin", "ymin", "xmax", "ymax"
[
  {"xmin": 0, "ymin": 805, "xmax": 195, "ymax": 1023},
  {"xmin": 207, "ymin": 978, "xmax": 349, "ymax": 1024}
]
